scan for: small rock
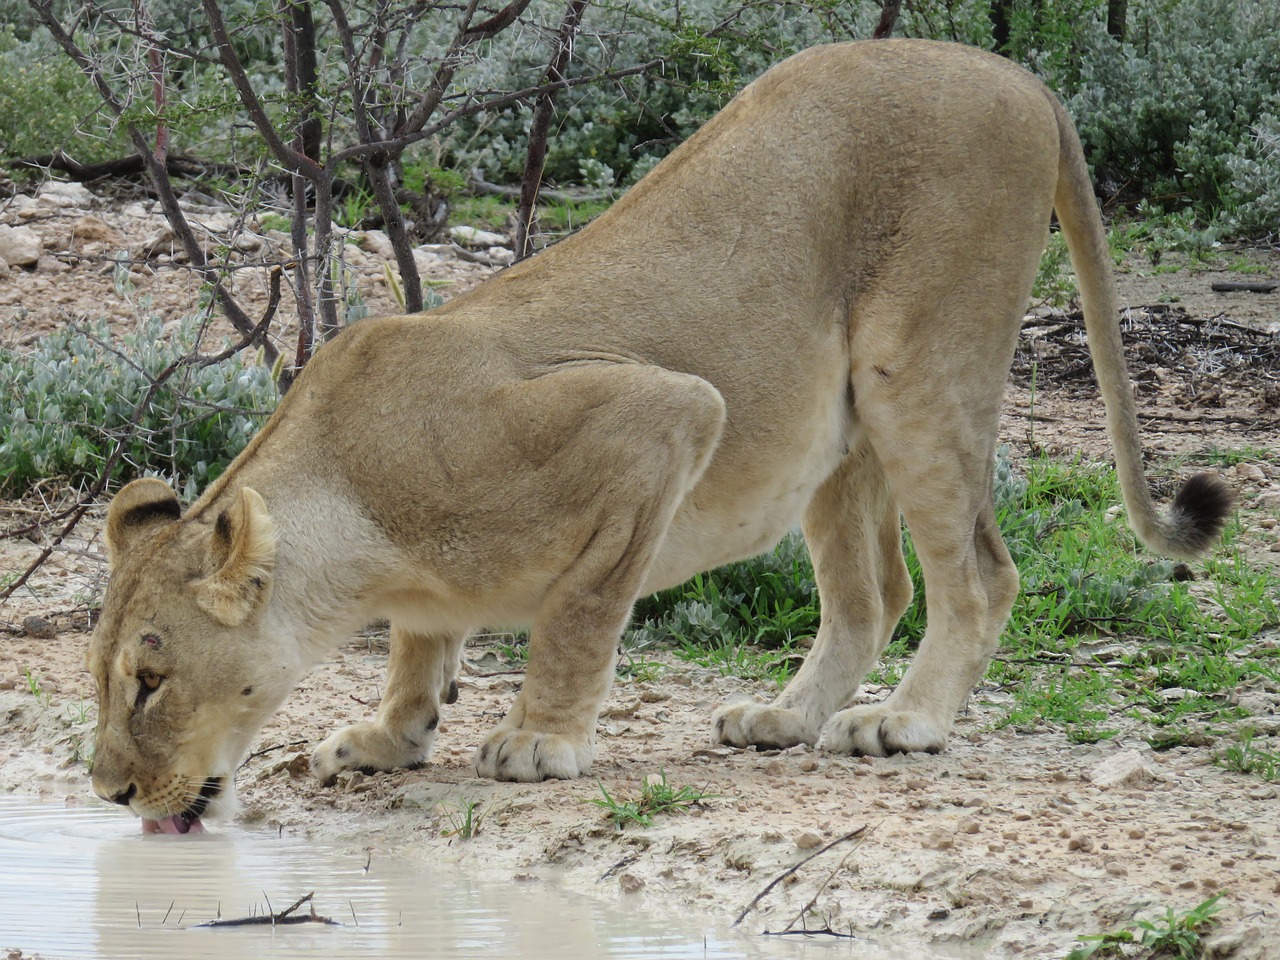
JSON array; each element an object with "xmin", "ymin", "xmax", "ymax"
[
  {"xmin": 486, "ymin": 245, "xmax": 515, "ymax": 264},
  {"xmin": 1068, "ymin": 836, "xmax": 1094, "ymax": 853},
  {"xmin": 618, "ymin": 872, "xmax": 645, "ymax": 893},
  {"xmin": 37, "ymin": 180, "xmax": 95, "ymax": 206},
  {"xmin": 762, "ymin": 760, "xmax": 785, "ymax": 776},
  {"xmin": 1089, "ymin": 749, "xmax": 1157, "ymax": 788},
  {"xmin": 0, "ymin": 224, "xmax": 42, "ymax": 267},
  {"xmin": 23, "ymin": 616, "xmax": 57, "ymax": 639},
  {"xmin": 927, "ymin": 907, "xmax": 950, "ymax": 920},
  {"xmin": 0, "ymin": 679, "xmax": 16, "ymax": 691},
  {"xmin": 922, "ymin": 829, "xmax": 954, "ymax": 850},
  {"xmin": 794, "ymin": 830, "xmax": 824, "ymax": 850},
  {"xmin": 449, "ymin": 225, "xmax": 508, "ymax": 247},
  {"xmin": 133, "ymin": 226, "xmax": 175, "ymax": 259},
  {"xmin": 1258, "ymin": 517, "xmax": 1277, "ymax": 530},
  {"xmin": 957, "ymin": 818, "xmax": 980, "ymax": 835},
  {"xmin": 1233, "ymin": 463, "xmax": 1266, "ymax": 482},
  {"xmin": 1104, "ymin": 861, "xmax": 1128, "ymax": 877},
  {"xmin": 69, "ymin": 215, "xmax": 119, "ymax": 246},
  {"xmin": 36, "ymin": 255, "xmax": 70, "ymax": 273},
  {"xmin": 358, "ymin": 229, "xmax": 395, "ymax": 259},
  {"xmin": 798, "ymin": 757, "xmax": 819, "ymax": 772}
]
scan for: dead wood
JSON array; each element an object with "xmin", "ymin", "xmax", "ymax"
[
  {"xmin": 195, "ymin": 891, "xmax": 341, "ymax": 927},
  {"xmin": 12, "ymin": 151, "xmax": 250, "ymax": 183},
  {"xmin": 733, "ymin": 824, "xmax": 869, "ymax": 927},
  {"xmin": 1211, "ymin": 281, "xmax": 1277, "ymax": 293}
]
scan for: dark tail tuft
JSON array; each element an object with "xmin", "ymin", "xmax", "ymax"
[{"xmin": 1169, "ymin": 472, "xmax": 1234, "ymax": 556}]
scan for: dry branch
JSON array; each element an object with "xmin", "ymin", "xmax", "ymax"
[
  {"xmin": 195, "ymin": 892, "xmax": 340, "ymax": 927},
  {"xmin": 733, "ymin": 824, "xmax": 868, "ymax": 927}
]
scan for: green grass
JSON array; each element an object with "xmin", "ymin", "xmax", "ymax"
[
  {"xmin": 438, "ymin": 799, "xmax": 491, "ymax": 839},
  {"xmin": 1066, "ymin": 893, "xmax": 1225, "ymax": 959},
  {"xmin": 1217, "ymin": 729, "xmax": 1280, "ymax": 782},
  {"xmin": 588, "ymin": 771, "xmax": 719, "ymax": 829},
  {"xmin": 448, "ymin": 196, "xmax": 514, "ymax": 233}
]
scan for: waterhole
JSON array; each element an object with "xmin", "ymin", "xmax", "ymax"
[{"xmin": 0, "ymin": 797, "xmax": 984, "ymax": 959}]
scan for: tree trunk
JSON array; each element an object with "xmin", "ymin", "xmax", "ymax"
[
  {"xmin": 872, "ymin": 0, "xmax": 901, "ymax": 39},
  {"xmin": 514, "ymin": 0, "xmax": 592, "ymax": 261},
  {"xmin": 1106, "ymin": 0, "xmax": 1127, "ymax": 41},
  {"xmin": 989, "ymin": 0, "xmax": 1013, "ymax": 54}
]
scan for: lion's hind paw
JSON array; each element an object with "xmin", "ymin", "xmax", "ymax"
[
  {"xmin": 713, "ymin": 701, "xmax": 818, "ymax": 751},
  {"xmin": 820, "ymin": 705, "xmax": 948, "ymax": 757}
]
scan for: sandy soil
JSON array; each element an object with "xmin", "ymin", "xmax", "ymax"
[{"xmin": 2, "ymin": 183, "xmax": 1280, "ymax": 958}]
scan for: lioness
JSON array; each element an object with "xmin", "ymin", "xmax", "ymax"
[{"xmin": 88, "ymin": 39, "xmax": 1230, "ymax": 833}]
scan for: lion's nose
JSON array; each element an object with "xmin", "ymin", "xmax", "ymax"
[{"xmin": 109, "ymin": 784, "xmax": 137, "ymax": 807}]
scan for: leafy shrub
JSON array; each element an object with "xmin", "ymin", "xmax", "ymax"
[
  {"xmin": 0, "ymin": 317, "xmax": 277, "ymax": 498},
  {"xmin": 0, "ymin": 26, "xmax": 124, "ymax": 162},
  {"xmin": 631, "ymin": 529, "xmax": 819, "ymax": 650},
  {"xmin": 1047, "ymin": 0, "xmax": 1280, "ymax": 234}
]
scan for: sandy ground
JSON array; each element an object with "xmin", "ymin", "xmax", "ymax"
[{"xmin": 2, "ymin": 183, "xmax": 1280, "ymax": 958}]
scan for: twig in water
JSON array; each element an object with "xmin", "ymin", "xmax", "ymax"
[
  {"xmin": 772, "ymin": 838, "xmax": 870, "ymax": 936},
  {"xmin": 195, "ymin": 891, "xmax": 340, "ymax": 927},
  {"xmin": 733, "ymin": 824, "xmax": 869, "ymax": 926}
]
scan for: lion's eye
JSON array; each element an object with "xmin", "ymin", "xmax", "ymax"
[{"xmin": 136, "ymin": 672, "xmax": 164, "ymax": 707}]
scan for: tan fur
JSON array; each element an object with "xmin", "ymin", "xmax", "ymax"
[{"xmin": 88, "ymin": 40, "xmax": 1230, "ymax": 811}]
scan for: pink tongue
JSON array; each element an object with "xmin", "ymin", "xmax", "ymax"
[{"xmin": 142, "ymin": 815, "xmax": 205, "ymax": 835}]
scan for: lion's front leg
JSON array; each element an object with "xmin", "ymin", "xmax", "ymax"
[
  {"xmin": 311, "ymin": 626, "xmax": 465, "ymax": 785},
  {"xmin": 474, "ymin": 363, "xmax": 726, "ymax": 782}
]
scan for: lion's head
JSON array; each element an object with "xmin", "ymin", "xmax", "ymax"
[{"xmin": 88, "ymin": 478, "xmax": 288, "ymax": 833}]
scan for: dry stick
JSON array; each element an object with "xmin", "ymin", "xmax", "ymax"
[
  {"xmin": 237, "ymin": 738, "xmax": 310, "ymax": 770},
  {"xmin": 771, "ymin": 833, "xmax": 874, "ymax": 936},
  {"xmin": 0, "ymin": 268, "xmax": 284, "ymax": 603},
  {"xmin": 195, "ymin": 891, "xmax": 339, "ymax": 928},
  {"xmin": 733, "ymin": 825, "xmax": 868, "ymax": 927}
]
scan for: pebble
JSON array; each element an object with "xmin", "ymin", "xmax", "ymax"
[
  {"xmin": 23, "ymin": 617, "xmax": 56, "ymax": 639},
  {"xmin": 922, "ymin": 830, "xmax": 954, "ymax": 851},
  {"xmin": 618, "ymin": 873, "xmax": 645, "ymax": 893},
  {"xmin": 794, "ymin": 830, "xmax": 824, "ymax": 850},
  {"xmin": 1104, "ymin": 861, "xmax": 1128, "ymax": 877},
  {"xmin": 798, "ymin": 757, "xmax": 819, "ymax": 772},
  {"xmin": 957, "ymin": 818, "xmax": 980, "ymax": 835}
]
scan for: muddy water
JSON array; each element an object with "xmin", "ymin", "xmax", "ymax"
[{"xmin": 0, "ymin": 797, "xmax": 985, "ymax": 959}]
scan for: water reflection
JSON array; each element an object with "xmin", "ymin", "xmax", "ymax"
[{"xmin": 0, "ymin": 797, "xmax": 981, "ymax": 959}]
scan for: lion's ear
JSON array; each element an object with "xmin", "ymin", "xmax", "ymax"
[
  {"xmin": 105, "ymin": 478, "xmax": 182, "ymax": 563},
  {"xmin": 196, "ymin": 488, "xmax": 276, "ymax": 626}
]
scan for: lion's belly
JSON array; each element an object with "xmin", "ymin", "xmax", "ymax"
[{"xmin": 641, "ymin": 384, "xmax": 857, "ymax": 595}]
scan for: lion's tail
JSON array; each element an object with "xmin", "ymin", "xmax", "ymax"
[{"xmin": 1049, "ymin": 96, "xmax": 1232, "ymax": 560}]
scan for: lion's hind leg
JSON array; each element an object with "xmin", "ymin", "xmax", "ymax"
[
  {"xmin": 821, "ymin": 355, "xmax": 1021, "ymax": 756},
  {"xmin": 310, "ymin": 626, "xmax": 465, "ymax": 785},
  {"xmin": 714, "ymin": 439, "xmax": 911, "ymax": 749}
]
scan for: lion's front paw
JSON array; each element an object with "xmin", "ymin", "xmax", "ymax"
[
  {"xmin": 713, "ymin": 701, "xmax": 818, "ymax": 750},
  {"xmin": 310, "ymin": 722, "xmax": 434, "ymax": 786},
  {"xmin": 473, "ymin": 728, "xmax": 592, "ymax": 782},
  {"xmin": 820, "ymin": 705, "xmax": 948, "ymax": 757}
]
